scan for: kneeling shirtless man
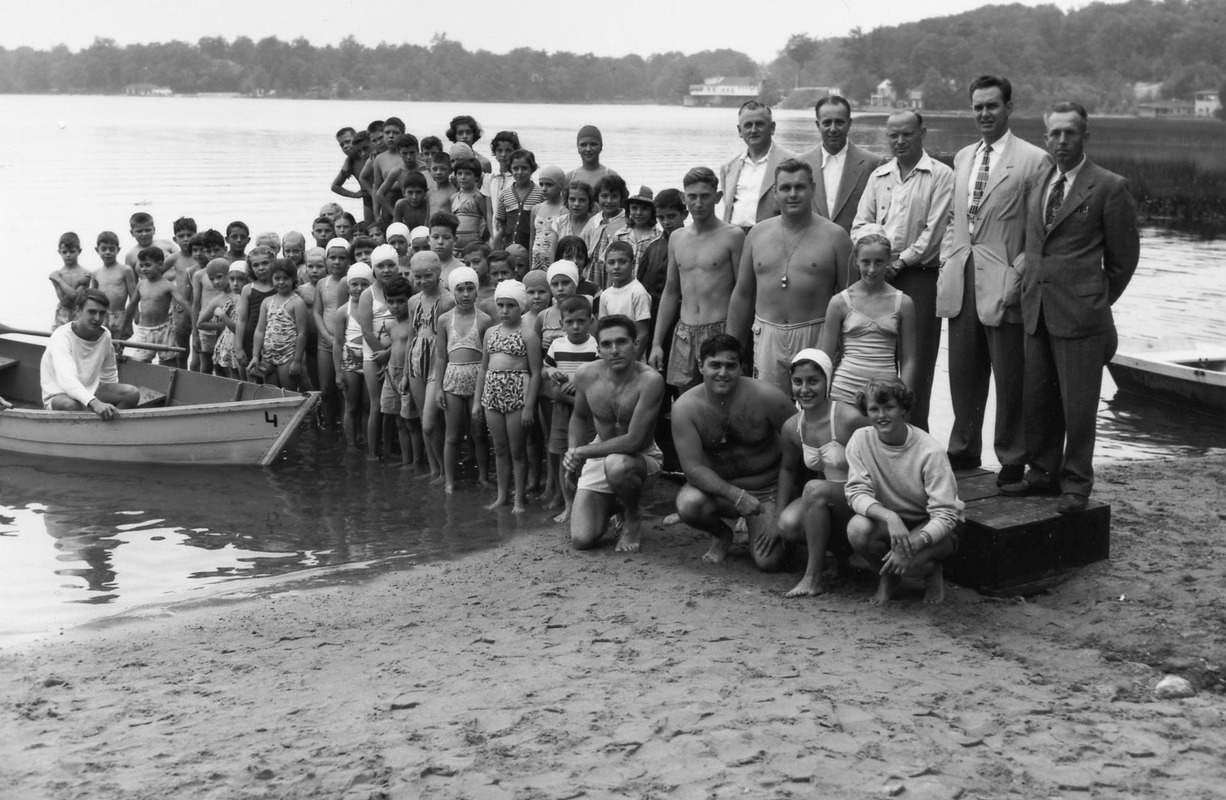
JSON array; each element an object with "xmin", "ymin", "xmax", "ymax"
[
  {"xmin": 565, "ymin": 314, "xmax": 666, "ymax": 553},
  {"xmin": 671, "ymin": 333, "xmax": 796, "ymax": 568}
]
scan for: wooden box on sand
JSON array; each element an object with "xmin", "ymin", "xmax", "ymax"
[{"xmin": 945, "ymin": 470, "xmax": 1110, "ymax": 598}]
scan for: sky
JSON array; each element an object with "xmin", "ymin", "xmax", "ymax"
[{"xmin": 0, "ymin": 0, "xmax": 1128, "ymax": 63}]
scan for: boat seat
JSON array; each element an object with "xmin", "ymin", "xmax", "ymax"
[
  {"xmin": 135, "ymin": 387, "xmax": 167, "ymax": 408},
  {"xmin": 0, "ymin": 356, "xmax": 17, "ymax": 373}
]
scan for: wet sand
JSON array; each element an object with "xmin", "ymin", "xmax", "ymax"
[{"xmin": 2, "ymin": 455, "xmax": 1224, "ymax": 799}]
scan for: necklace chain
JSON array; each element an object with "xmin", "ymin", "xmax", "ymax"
[{"xmin": 780, "ymin": 224, "xmax": 808, "ymax": 289}]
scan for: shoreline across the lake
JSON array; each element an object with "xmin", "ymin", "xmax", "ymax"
[{"xmin": 1, "ymin": 453, "xmax": 1223, "ymax": 798}]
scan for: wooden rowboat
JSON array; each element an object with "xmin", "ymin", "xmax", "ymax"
[
  {"xmin": 0, "ymin": 335, "xmax": 319, "ymax": 465},
  {"xmin": 1108, "ymin": 346, "xmax": 1226, "ymax": 417}
]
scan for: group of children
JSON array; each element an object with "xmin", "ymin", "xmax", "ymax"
[{"xmin": 48, "ymin": 116, "xmax": 698, "ymax": 518}]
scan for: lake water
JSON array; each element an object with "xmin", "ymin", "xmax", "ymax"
[{"xmin": 2, "ymin": 95, "xmax": 1224, "ymax": 641}]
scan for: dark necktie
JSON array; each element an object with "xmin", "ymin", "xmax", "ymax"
[
  {"xmin": 968, "ymin": 144, "xmax": 992, "ymax": 222},
  {"xmin": 1045, "ymin": 175, "xmax": 1066, "ymax": 229}
]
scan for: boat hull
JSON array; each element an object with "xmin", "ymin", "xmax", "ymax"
[
  {"xmin": 0, "ymin": 335, "xmax": 318, "ymax": 465},
  {"xmin": 1108, "ymin": 349, "xmax": 1226, "ymax": 417}
]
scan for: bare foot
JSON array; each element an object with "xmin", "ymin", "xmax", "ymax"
[
  {"xmin": 365, "ymin": 453, "xmax": 380, "ymax": 462},
  {"xmin": 615, "ymin": 518, "xmax": 642, "ymax": 553},
  {"xmin": 512, "ymin": 502, "xmax": 527, "ymax": 514},
  {"xmin": 784, "ymin": 575, "xmax": 827, "ymax": 598},
  {"xmin": 868, "ymin": 574, "xmax": 900, "ymax": 605},
  {"xmin": 702, "ymin": 526, "xmax": 733, "ymax": 563},
  {"xmin": 429, "ymin": 475, "xmax": 445, "ymax": 487},
  {"xmin": 484, "ymin": 496, "xmax": 509, "ymax": 511},
  {"xmin": 477, "ymin": 478, "xmax": 495, "ymax": 491},
  {"xmin": 661, "ymin": 513, "xmax": 682, "ymax": 526},
  {"xmin": 541, "ymin": 495, "xmax": 563, "ymax": 510},
  {"xmin": 923, "ymin": 563, "xmax": 946, "ymax": 604},
  {"xmin": 444, "ymin": 483, "xmax": 455, "ymax": 495},
  {"xmin": 552, "ymin": 508, "xmax": 572, "ymax": 524}
]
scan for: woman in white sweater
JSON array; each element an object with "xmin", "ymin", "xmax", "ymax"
[{"xmin": 844, "ymin": 376, "xmax": 963, "ymax": 604}]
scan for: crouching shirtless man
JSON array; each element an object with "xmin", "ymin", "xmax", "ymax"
[
  {"xmin": 565, "ymin": 314, "xmax": 666, "ymax": 553},
  {"xmin": 671, "ymin": 333, "xmax": 796, "ymax": 568}
]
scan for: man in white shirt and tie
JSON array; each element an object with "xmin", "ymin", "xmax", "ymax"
[
  {"xmin": 937, "ymin": 75, "xmax": 1052, "ymax": 486},
  {"xmin": 719, "ymin": 101, "xmax": 794, "ymax": 232},
  {"xmin": 801, "ymin": 95, "xmax": 883, "ymax": 240}
]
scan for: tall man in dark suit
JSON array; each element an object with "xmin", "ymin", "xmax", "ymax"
[
  {"xmin": 719, "ymin": 101, "xmax": 795, "ymax": 231},
  {"xmin": 937, "ymin": 75, "xmax": 1052, "ymax": 485},
  {"xmin": 1002, "ymin": 102, "xmax": 1140, "ymax": 513},
  {"xmin": 801, "ymin": 96, "xmax": 883, "ymax": 240}
]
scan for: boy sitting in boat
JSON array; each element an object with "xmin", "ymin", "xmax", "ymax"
[{"xmin": 40, "ymin": 289, "xmax": 140, "ymax": 420}]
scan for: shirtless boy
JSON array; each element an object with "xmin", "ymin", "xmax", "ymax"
[
  {"xmin": 565, "ymin": 314, "xmax": 666, "ymax": 553},
  {"xmin": 726, "ymin": 158, "xmax": 851, "ymax": 395},
  {"xmin": 224, "ymin": 221, "xmax": 251, "ymax": 264},
  {"xmin": 50, "ymin": 232, "xmax": 92, "ymax": 330},
  {"xmin": 382, "ymin": 275, "xmax": 415, "ymax": 468},
  {"xmin": 122, "ymin": 247, "xmax": 189, "ymax": 364},
  {"xmin": 671, "ymin": 334, "xmax": 796, "ymax": 570},
  {"xmin": 332, "ymin": 130, "xmax": 372, "ymax": 205},
  {"xmin": 393, "ymin": 171, "xmax": 430, "ymax": 231},
  {"xmin": 375, "ymin": 133, "xmax": 422, "ymax": 223},
  {"xmin": 362, "ymin": 116, "xmax": 405, "ymax": 224},
  {"xmin": 164, "ymin": 217, "xmax": 199, "ymax": 367},
  {"xmin": 649, "ymin": 167, "xmax": 745, "ymax": 392},
  {"xmin": 188, "ymin": 229, "xmax": 227, "ymax": 367},
  {"xmin": 428, "ymin": 212, "xmax": 464, "ymax": 286},
  {"xmin": 89, "ymin": 231, "xmax": 135, "ymax": 339},
  {"xmin": 311, "ymin": 216, "xmax": 336, "ymax": 250},
  {"xmin": 123, "ymin": 212, "xmax": 177, "ymax": 270}
]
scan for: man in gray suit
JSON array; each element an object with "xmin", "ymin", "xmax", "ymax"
[
  {"xmin": 719, "ymin": 101, "xmax": 795, "ymax": 231},
  {"xmin": 1002, "ymin": 102, "xmax": 1139, "ymax": 513},
  {"xmin": 937, "ymin": 75, "xmax": 1052, "ymax": 485},
  {"xmin": 801, "ymin": 95, "xmax": 883, "ymax": 240}
]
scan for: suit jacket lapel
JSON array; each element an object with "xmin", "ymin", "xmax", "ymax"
[
  {"xmin": 832, "ymin": 145, "xmax": 860, "ymax": 218},
  {"xmin": 979, "ymin": 157, "xmax": 1013, "ymax": 207},
  {"xmin": 1048, "ymin": 162, "xmax": 1096, "ymax": 233},
  {"xmin": 812, "ymin": 153, "xmax": 829, "ymax": 216},
  {"xmin": 759, "ymin": 147, "xmax": 780, "ymax": 203}
]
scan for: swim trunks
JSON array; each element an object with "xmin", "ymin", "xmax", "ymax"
[
  {"xmin": 666, "ymin": 320, "xmax": 726, "ymax": 390},
  {"xmin": 125, "ymin": 320, "xmax": 174, "ymax": 364},
  {"xmin": 576, "ymin": 436, "xmax": 664, "ymax": 494},
  {"xmin": 751, "ymin": 315, "xmax": 824, "ymax": 393},
  {"xmin": 381, "ymin": 366, "xmax": 404, "ymax": 415},
  {"xmin": 105, "ymin": 309, "xmax": 126, "ymax": 340}
]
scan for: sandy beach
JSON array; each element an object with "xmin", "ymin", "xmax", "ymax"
[{"xmin": 2, "ymin": 454, "xmax": 1224, "ymax": 799}]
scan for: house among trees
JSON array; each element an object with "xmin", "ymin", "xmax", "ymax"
[
  {"xmin": 869, "ymin": 79, "xmax": 896, "ymax": 108},
  {"xmin": 865, "ymin": 79, "xmax": 922, "ymax": 110},
  {"xmin": 1136, "ymin": 100, "xmax": 1195, "ymax": 118},
  {"xmin": 686, "ymin": 76, "xmax": 761, "ymax": 107},
  {"xmin": 123, "ymin": 83, "xmax": 172, "ymax": 97},
  {"xmin": 1194, "ymin": 90, "xmax": 1221, "ymax": 118}
]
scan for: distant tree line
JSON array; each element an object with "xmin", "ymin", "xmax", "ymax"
[
  {"xmin": 770, "ymin": 0, "xmax": 1226, "ymax": 114},
  {"xmin": 0, "ymin": 33, "xmax": 759, "ymax": 104},
  {"xmin": 0, "ymin": 1, "xmax": 1222, "ymax": 114}
]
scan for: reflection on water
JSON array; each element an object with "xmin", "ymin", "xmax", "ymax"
[{"xmin": 0, "ymin": 434, "xmax": 529, "ymax": 641}]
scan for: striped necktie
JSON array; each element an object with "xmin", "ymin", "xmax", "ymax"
[
  {"xmin": 1045, "ymin": 175, "xmax": 1066, "ymax": 229},
  {"xmin": 968, "ymin": 144, "xmax": 992, "ymax": 223}
]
